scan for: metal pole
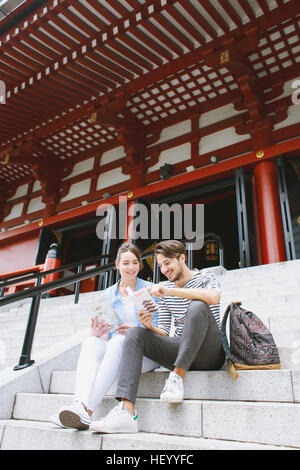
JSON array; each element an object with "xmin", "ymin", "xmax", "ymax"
[
  {"xmin": 13, "ymin": 276, "xmax": 42, "ymax": 371},
  {"xmin": 0, "ymin": 283, "xmax": 5, "ymax": 297},
  {"xmin": 74, "ymin": 264, "xmax": 83, "ymax": 304}
]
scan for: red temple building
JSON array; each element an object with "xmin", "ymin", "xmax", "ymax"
[{"xmin": 0, "ymin": 0, "xmax": 299, "ymax": 290}]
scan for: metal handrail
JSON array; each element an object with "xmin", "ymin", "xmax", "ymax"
[
  {"xmin": 1, "ymin": 234, "xmax": 223, "ymax": 371},
  {"xmin": 0, "ymin": 251, "xmax": 155, "ymax": 371},
  {"xmin": 0, "ymin": 265, "xmax": 44, "ymax": 282},
  {"xmin": 0, "ymin": 254, "xmax": 110, "ymax": 289},
  {"xmin": 0, "ymin": 262, "xmax": 116, "ymax": 307}
]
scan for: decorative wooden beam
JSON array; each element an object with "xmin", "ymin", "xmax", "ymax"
[
  {"xmin": 0, "ymin": 139, "xmax": 73, "ymax": 217},
  {"xmin": 89, "ymin": 94, "xmax": 152, "ymax": 188},
  {"xmin": 0, "ymin": 183, "xmax": 14, "ymax": 222},
  {"xmin": 203, "ymin": 29, "xmax": 280, "ymax": 149}
]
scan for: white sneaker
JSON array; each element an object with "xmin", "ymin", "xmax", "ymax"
[
  {"xmin": 160, "ymin": 372, "xmax": 184, "ymax": 403},
  {"xmin": 90, "ymin": 402, "xmax": 138, "ymax": 434},
  {"xmin": 58, "ymin": 400, "xmax": 91, "ymax": 430},
  {"xmin": 49, "ymin": 414, "xmax": 66, "ymax": 428}
]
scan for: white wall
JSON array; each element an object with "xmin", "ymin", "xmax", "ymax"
[
  {"xmin": 60, "ymin": 179, "xmax": 91, "ymax": 202},
  {"xmin": 27, "ymin": 197, "xmax": 46, "ymax": 213}
]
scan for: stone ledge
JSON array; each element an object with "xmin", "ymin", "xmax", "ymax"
[{"xmin": 0, "ymin": 328, "xmax": 88, "ymax": 419}]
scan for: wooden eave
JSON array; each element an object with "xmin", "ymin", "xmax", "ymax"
[{"xmin": 0, "ymin": 0, "xmax": 299, "ymax": 185}]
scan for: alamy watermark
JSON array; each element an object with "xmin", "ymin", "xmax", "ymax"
[
  {"xmin": 0, "ymin": 80, "xmax": 6, "ymax": 105},
  {"xmin": 292, "ymin": 79, "xmax": 300, "ymax": 105},
  {"xmin": 95, "ymin": 196, "xmax": 204, "ymax": 250}
]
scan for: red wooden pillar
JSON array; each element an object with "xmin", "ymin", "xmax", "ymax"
[
  {"xmin": 254, "ymin": 160, "xmax": 286, "ymax": 264},
  {"xmin": 124, "ymin": 198, "xmax": 135, "ymax": 243}
]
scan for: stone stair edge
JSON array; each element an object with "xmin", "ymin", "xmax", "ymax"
[
  {"xmin": 21, "ymin": 367, "xmax": 300, "ymax": 403},
  {"xmin": 10, "ymin": 395, "xmax": 300, "ymax": 448},
  {"xmin": 0, "ymin": 419, "xmax": 296, "ymax": 450}
]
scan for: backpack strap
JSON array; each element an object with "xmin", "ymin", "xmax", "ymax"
[
  {"xmin": 220, "ymin": 302, "xmax": 240, "ymax": 380},
  {"xmin": 220, "ymin": 303, "xmax": 234, "ymax": 360}
]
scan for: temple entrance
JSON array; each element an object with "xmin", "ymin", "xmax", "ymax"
[
  {"xmin": 36, "ymin": 210, "xmax": 122, "ymax": 294},
  {"xmin": 135, "ymin": 174, "xmax": 258, "ymax": 281},
  {"xmin": 278, "ymin": 156, "xmax": 300, "ymax": 259}
]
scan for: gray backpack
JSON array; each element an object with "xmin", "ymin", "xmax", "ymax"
[{"xmin": 220, "ymin": 302, "xmax": 281, "ymax": 379}]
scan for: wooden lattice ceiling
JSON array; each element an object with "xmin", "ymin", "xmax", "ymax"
[{"xmin": 0, "ymin": 0, "xmax": 299, "ymax": 184}]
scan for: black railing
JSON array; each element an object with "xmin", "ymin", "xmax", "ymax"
[
  {"xmin": 0, "ymin": 254, "xmax": 110, "ymax": 298},
  {"xmin": 0, "ymin": 234, "xmax": 223, "ymax": 371},
  {"xmin": 0, "ymin": 258, "xmax": 119, "ymax": 371},
  {"xmin": 0, "ymin": 267, "xmax": 43, "ymax": 297}
]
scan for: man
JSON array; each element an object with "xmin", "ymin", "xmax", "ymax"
[{"xmin": 90, "ymin": 240, "xmax": 225, "ymax": 434}]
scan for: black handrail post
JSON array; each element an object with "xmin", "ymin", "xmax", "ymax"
[
  {"xmin": 74, "ymin": 265, "xmax": 83, "ymax": 304},
  {"xmin": 13, "ymin": 276, "xmax": 43, "ymax": 371},
  {"xmin": 0, "ymin": 283, "xmax": 5, "ymax": 297},
  {"xmin": 186, "ymin": 242, "xmax": 193, "ymax": 270},
  {"xmin": 219, "ymin": 246, "xmax": 224, "ymax": 267}
]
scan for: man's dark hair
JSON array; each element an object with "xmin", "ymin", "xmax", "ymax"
[{"xmin": 154, "ymin": 240, "xmax": 186, "ymax": 261}]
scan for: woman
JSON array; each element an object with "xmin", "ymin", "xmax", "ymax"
[{"xmin": 49, "ymin": 242, "xmax": 158, "ymax": 430}]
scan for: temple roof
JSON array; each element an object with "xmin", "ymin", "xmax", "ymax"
[{"xmin": 0, "ymin": 0, "xmax": 299, "ymax": 185}]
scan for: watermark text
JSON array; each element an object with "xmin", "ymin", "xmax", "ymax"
[{"xmin": 96, "ymin": 196, "xmax": 204, "ymax": 250}]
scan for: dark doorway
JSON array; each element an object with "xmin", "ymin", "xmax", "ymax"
[
  {"xmin": 280, "ymin": 157, "xmax": 300, "ymax": 259},
  {"xmin": 137, "ymin": 175, "xmax": 257, "ymax": 280}
]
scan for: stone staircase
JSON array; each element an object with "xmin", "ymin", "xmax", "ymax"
[
  {"xmin": 0, "ymin": 293, "xmax": 101, "ymax": 371},
  {"xmin": 0, "ymin": 259, "xmax": 300, "ymax": 450}
]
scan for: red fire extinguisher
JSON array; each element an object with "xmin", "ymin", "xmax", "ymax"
[{"xmin": 42, "ymin": 243, "xmax": 61, "ymax": 296}]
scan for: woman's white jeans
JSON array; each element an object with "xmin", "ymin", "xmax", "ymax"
[{"xmin": 74, "ymin": 334, "xmax": 158, "ymax": 411}]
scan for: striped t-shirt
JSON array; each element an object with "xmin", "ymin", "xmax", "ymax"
[{"xmin": 156, "ymin": 269, "xmax": 221, "ymax": 337}]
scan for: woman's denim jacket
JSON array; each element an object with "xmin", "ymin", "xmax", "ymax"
[{"xmin": 103, "ymin": 277, "xmax": 158, "ymax": 339}]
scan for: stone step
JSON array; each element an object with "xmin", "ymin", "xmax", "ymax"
[
  {"xmin": 0, "ymin": 343, "xmax": 298, "ymax": 374},
  {"xmin": 0, "ymin": 313, "xmax": 89, "ymax": 329},
  {"xmin": 1, "ymin": 311, "xmax": 300, "ymax": 338},
  {"xmin": 49, "ymin": 369, "xmax": 299, "ymax": 403},
  {"xmin": 0, "ymin": 323, "xmax": 79, "ymax": 338},
  {"xmin": 0, "ymin": 299, "xmax": 32, "ymax": 313},
  {"xmin": 0, "ymin": 260, "xmax": 299, "ymax": 313},
  {"xmin": 218, "ymin": 278, "xmax": 300, "ymax": 291},
  {"xmin": 0, "ymin": 314, "xmax": 87, "ymax": 329},
  {"xmin": 0, "ymin": 420, "xmax": 293, "ymax": 450},
  {"xmin": 220, "ymin": 301, "xmax": 300, "ymax": 318},
  {"xmin": 0, "ymin": 301, "xmax": 91, "ymax": 316},
  {"xmin": 221, "ymin": 294, "xmax": 300, "ymax": 307},
  {"xmin": 0, "ymin": 299, "xmax": 298, "ymax": 331},
  {"xmin": 202, "ymin": 400, "xmax": 300, "ymax": 448},
  {"xmin": 279, "ymin": 346, "xmax": 300, "ymax": 370},
  {"xmin": 1, "ymin": 332, "xmax": 72, "ymax": 354},
  {"xmin": 0, "ymin": 358, "xmax": 20, "ymax": 371},
  {"xmin": 12, "ymin": 394, "xmax": 300, "ymax": 447},
  {"xmin": 0, "ymin": 333, "xmax": 69, "ymax": 347},
  {"xmin": 217, "ymin": 259, "xmax": 300, "ymax": 277},
  {"xmin": 271, "ymin": 329, "xmax": 300, "ymax": 347},
  {"xmin": 270, "ymin": 315, "xmax": 300, "ymax": 329},
  {"xmin": 220, "ymin": 289, "xmax": 300, "ymax": 304},
  {"xmin": 218, "ymin": 270, "xmax": 300, "ymax": 281},
  {"xmin": 219, "ymin": 276, "xmax": 300, "ymax": 288},
  {"xmin": 0, "ymin": 315, "xmax": 298, "ymax": 343},
  {"xmin": 2, "ymin": 281, "xmax": 299, "ymax": 317}
]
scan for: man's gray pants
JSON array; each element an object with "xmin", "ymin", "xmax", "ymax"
[{"xmin": 115, "ymin": 300, "xmax": 225, "ymax": 404}]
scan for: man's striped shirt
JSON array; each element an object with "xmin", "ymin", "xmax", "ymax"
[{"xmin": 157, "ymin": 269, "xmax": 221, "ymax": 337}]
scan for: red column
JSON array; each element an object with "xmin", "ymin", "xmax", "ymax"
[
  {"xmin": 254, "ymin": 160, "xmax": 286, "ymax": 264},
  {"xmin": 124, "ymin": 199, "xmax": 135, "ymax": 242}
]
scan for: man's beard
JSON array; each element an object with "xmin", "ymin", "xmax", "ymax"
[{"xmin": 169, "ymin": 265, "xmax": 184, "ymax": 283}]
